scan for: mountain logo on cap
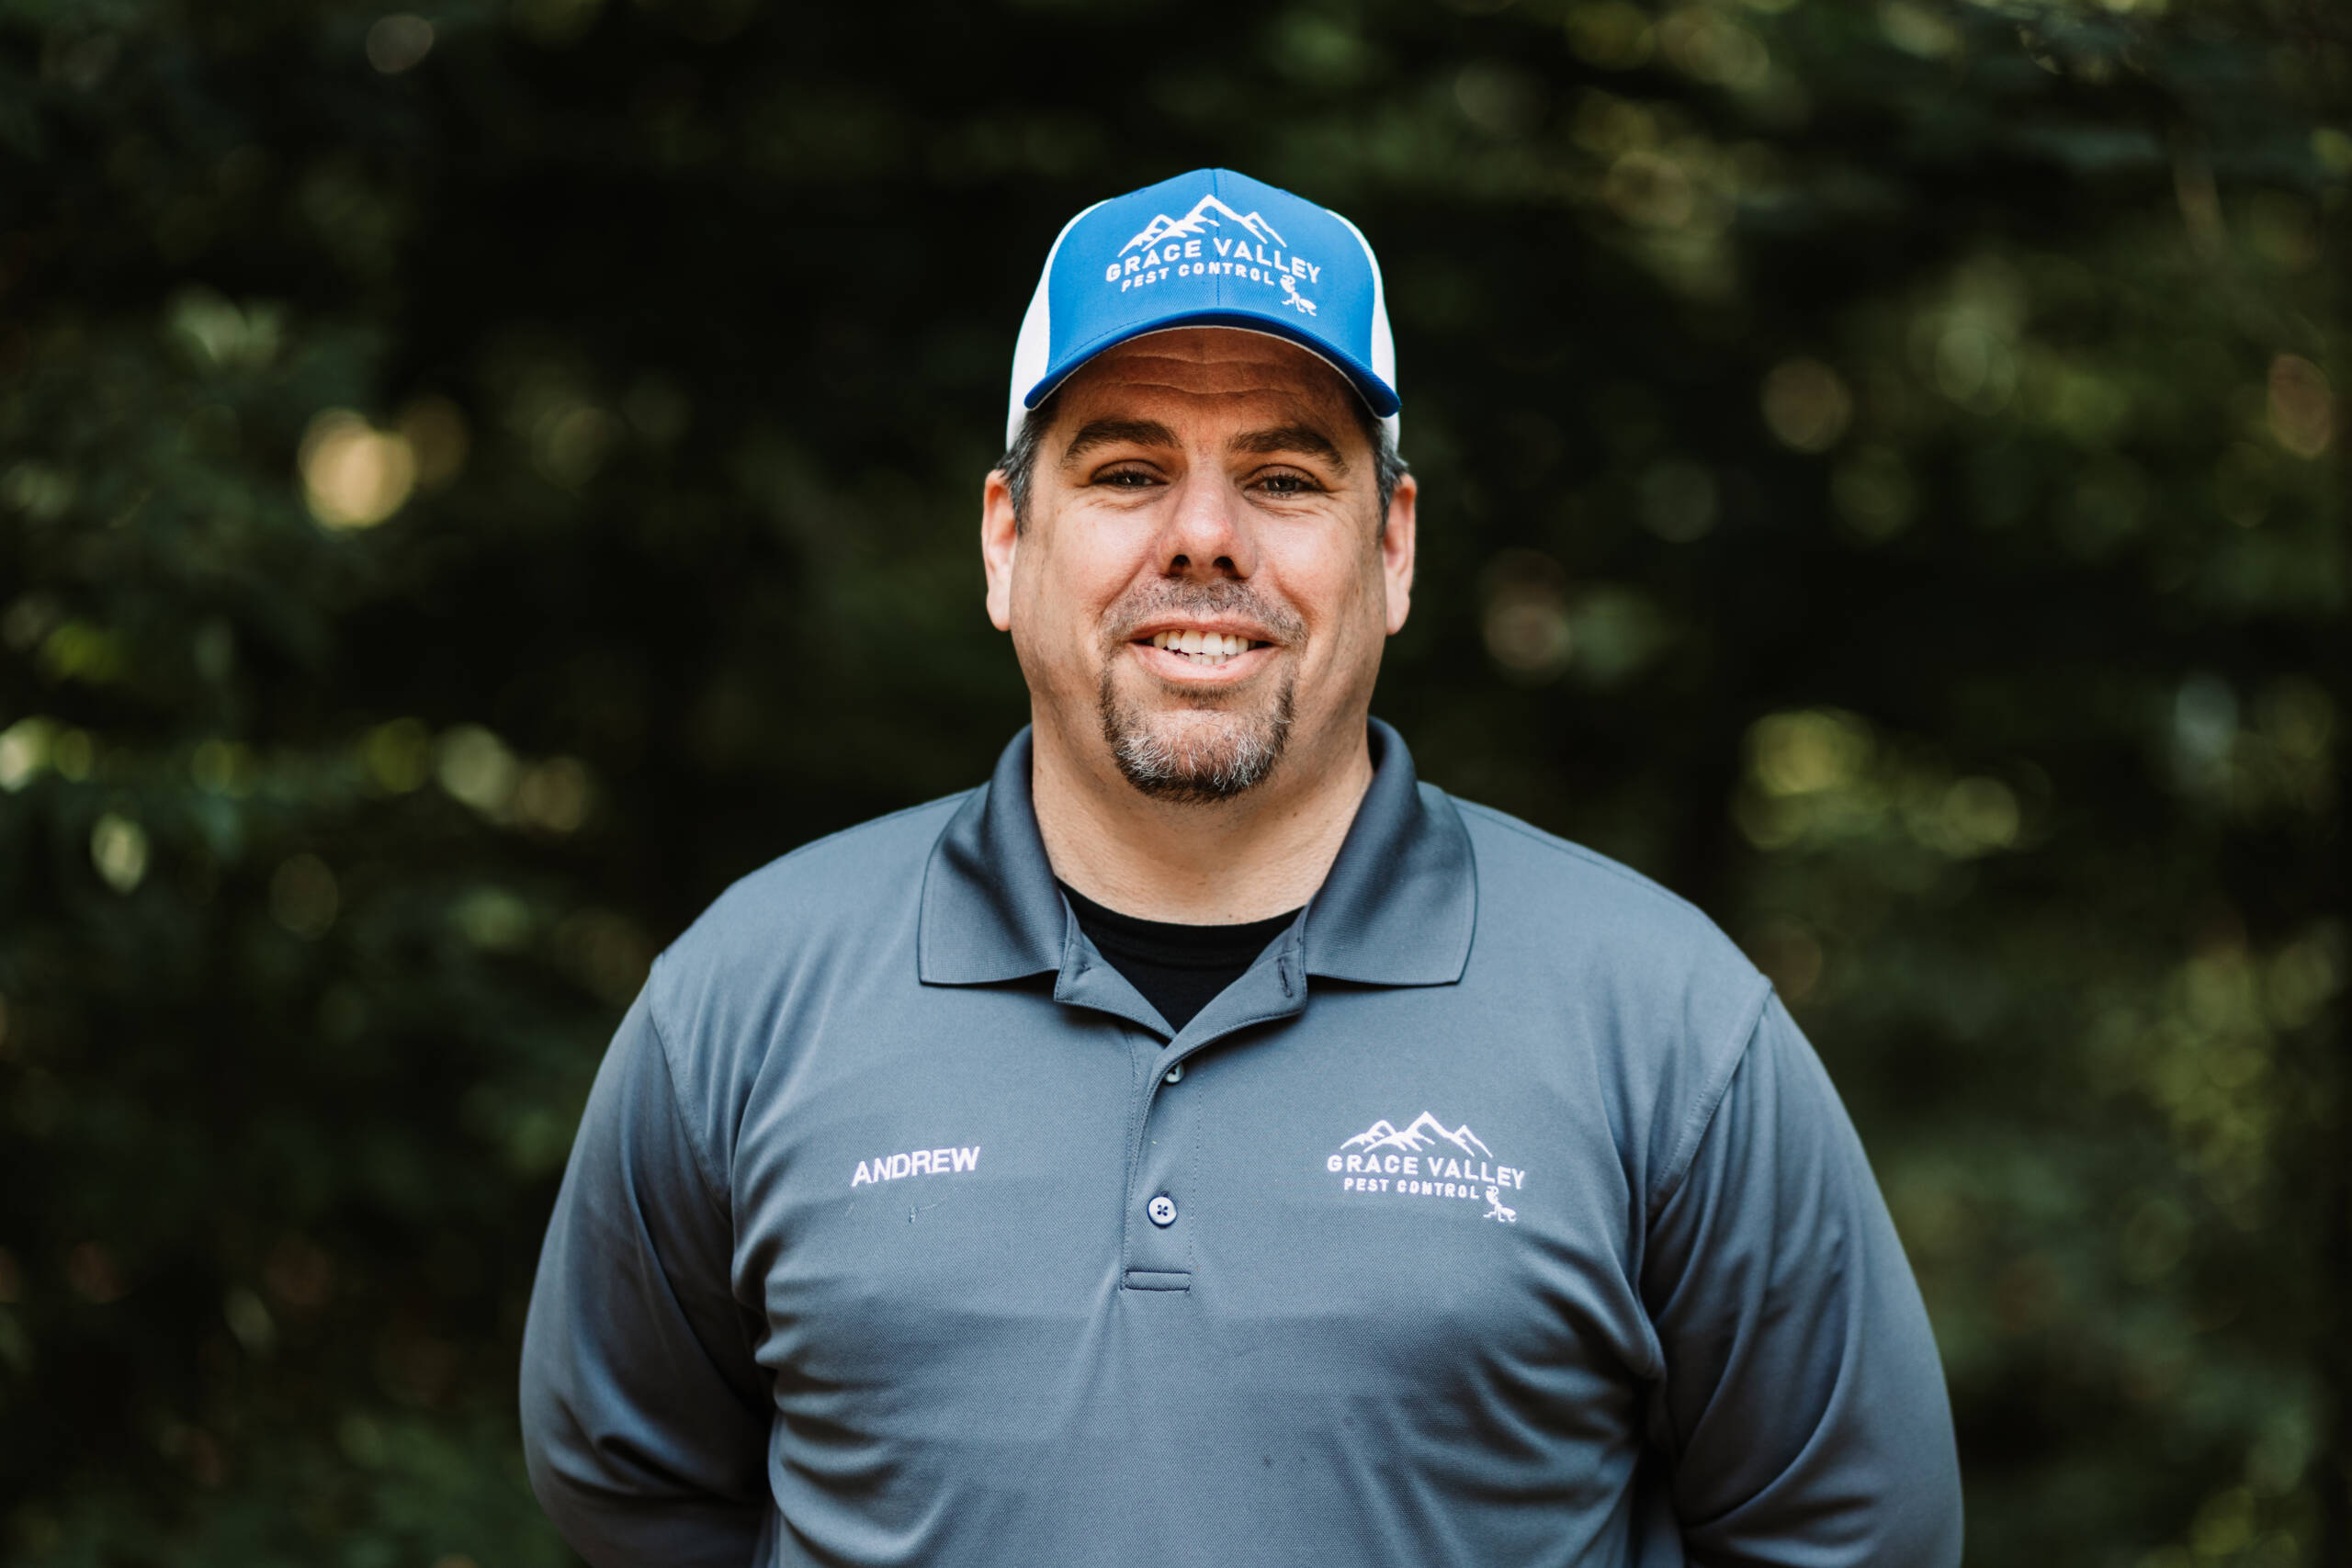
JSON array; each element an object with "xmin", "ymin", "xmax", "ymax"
[{"xmin": 1119, "ymin": 193, "xmax": 1287, "ymax": 256}]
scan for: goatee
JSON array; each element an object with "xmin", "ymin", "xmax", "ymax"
[
  {"xmin": 1094, "ymin": 580, "xmax": 1306, "ymax": 804},
  {"xmin": 1098, "ymin": 667, "xmax": 1296, "ymax": 804}
]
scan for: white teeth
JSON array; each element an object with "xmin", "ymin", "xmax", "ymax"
[{"xmin": 1146, "ymin": 630, "xmax": 1259, "ymax": 662}]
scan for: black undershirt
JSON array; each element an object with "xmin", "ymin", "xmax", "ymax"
[{"xmin": 1058, "ymin": 882, "xmax": 1302, "ymax": 1033}]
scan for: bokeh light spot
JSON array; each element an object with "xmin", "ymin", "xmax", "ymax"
[
  {"xmin": 1934, "ymin": 323, "xmax": 2017, "ymax": 412},
  {"xmin": 269, "ymin": 853, "xmax": 341, "ymax": 939},
  {"xmin": 1760, "ymin": 357, "xmax": 1853, "ymax": 453},
  {"xmin": 366, "ymin": 14, "xmax": 434, "ymax": 73},
  {"xmin": 1749, "ymin": 709, "xmax": 1875, "ymax": 796},
  {"xmin": 300, "ymin": 409, "xmax": 416, "ymax": 528},
  {"xmin": 364, "ymin": 718, "xmax": 434, "ymax": 793},
  {"xmin": 51, "ymin": 728, "xmax": 94, "ymax": 781},
  {"xmin": 1, "ymin": 461, "xmax": 76, "ymax": 522},
  {"xmin": 535, "ymin": 402, "xmax": 618, "ymax": 488},
  {"xmin": 436, "ymin": 725, "xmax": 520, "ymax": 815},
  {"xmin": 453, "ymin": 887, "xmax": 533, "ymax": 950},
  {"xmin": 90, "ymin": 813, "xmax": 149, "ymax": 893},
  {"xmin": 2266, "ymin": 354, "xmax": 2333, "ymax": 457},
  {"xmin": 1481, "ymin": 551, "xmax": 1575, "ymax": 681},
  {"xmin": 1565, "ymin": 1, "xmax": 1653, "ymax": 69},
  {"xmin": 1604, "ymin": 151, "xmax": 1694, "ymax": 229},
  {"xmin": 1454, "ymin": 63, "xmax": 1544, "ymax": 137},
  {"xmin": 1937, "ymin": 776, "xmax": 2021, "ymax": 855},
  {"xmin": 0, "ymin": 718, "xmax": 52, "ymax": 791},
  {"xmin": 1659, "ymin": 7, "xmax": 1770, "ymax": 90},
  {"xmin": 190, "ymin": 739, "xmax": 255, "ymax": 796},
  {"xmin": 224, "ymin": 1286, "xmax": 277, "ymax": 1355},
  {"xmin": 1880, "ymin": 1, "xmax": 1961, "ymax": 58},
  {"xmin": 1640, "ymin": 459, "xmax": 1718, "ymax": 541},
  {"xmin": 165, "ymin": 287, "xmax": 284, "ymax": 370},
  {"xmin": 515, "ymin": 756, "xmax": 594, "ymax": 833}
]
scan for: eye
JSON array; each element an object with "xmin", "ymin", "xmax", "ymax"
[
  {"xmin": 1094, "ymin": 466, "xmax": 1162, "ymax": 489},
  {"xmin": 1253, "ymin": 470, "xmax": 1321, "ymax": 496}
]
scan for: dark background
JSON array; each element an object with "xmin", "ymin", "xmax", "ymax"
[{"xmin": 1, "ymin": 0, "xmax": 2345, "ymax": 1562}]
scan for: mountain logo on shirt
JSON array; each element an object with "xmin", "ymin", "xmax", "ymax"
[
  {"xmin": 1341, "ymin": 1112, "xmax": 1491, "ymax": 1159},
  {"xmin": 1327, "ymin": 1112, "xmax": 1525, "ymax": 1221}
]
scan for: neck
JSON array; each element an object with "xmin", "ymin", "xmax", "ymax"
[{"xmin": 1029, "ymin": 715, "xmax": 1374, "ymax": 924}]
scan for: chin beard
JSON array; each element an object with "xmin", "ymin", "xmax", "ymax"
[{"xmin": 1097, "ymin": 667, "xmax": 1296, "ymax": 805}]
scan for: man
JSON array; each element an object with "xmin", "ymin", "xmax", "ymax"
[{"xmin": 521, "ymin": 169, "xmax": 1963, "ymax": 1567}]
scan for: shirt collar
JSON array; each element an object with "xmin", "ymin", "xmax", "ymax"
[{"xmin": 918, "ymin": 718, "xmax": 1475, "ymax": 990}]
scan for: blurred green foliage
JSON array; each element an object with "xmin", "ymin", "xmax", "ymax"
[{"xmin": 0, "ymin": 0, "xmax": 2344, "ymax": 1562}]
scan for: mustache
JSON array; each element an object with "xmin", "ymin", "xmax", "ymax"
[{"xmin": 1103, "ymin": 580, "xmax": 1307, "ymax": 646}]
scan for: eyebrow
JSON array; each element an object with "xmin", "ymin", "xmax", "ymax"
[
  {"xmin": 1057, "ymin": 416, "xmax": 1354, "ymax": 471},
  {"xmin": 1058, "ymin": 419, "xmax": 1180, "ymax": 465},
  {"xmin": 1227, "ymin": 423, "xmax": 1349, "ymax": 470}
]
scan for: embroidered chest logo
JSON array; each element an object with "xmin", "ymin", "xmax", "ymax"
[
  {"xmin": 1325, "ymin": 1112, "xmax": 1526, "ymax": 1222},
  {"xmin": 1102, "ymin": 192, "xmax": 1322, "ymax": 312},
  {"xmin": 851, "ymin": 1145, "xmax": 980, "ymax": 1189}
]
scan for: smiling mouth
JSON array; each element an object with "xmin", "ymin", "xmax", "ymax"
[{"xmin": 1136, "ymin": 629, "xmax": 1272, "ymax": 670}]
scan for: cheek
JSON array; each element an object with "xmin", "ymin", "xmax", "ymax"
[
  {"xmin": 1269, "ymin": 534, "xmax": 1388, "ymax": 654},
  {"xmin": 1013, "ymin": 524, "xmax": 1139, "ymax": 649}
]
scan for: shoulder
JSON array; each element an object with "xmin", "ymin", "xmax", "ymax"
[
  {"xmin": 1452, "ymin": 795, "xmax": 1758, "ymax": 989},
  {"xmin": 1446, "ymin": 794, "xmax": 1773, "ymax": 1194},
  {"xmin": 644, "ymin": 790, "xmax": 968, "ymax": 1042}
]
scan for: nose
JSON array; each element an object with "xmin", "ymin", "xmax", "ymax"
[{"xmin": 1156, "ymin": 468, "xmax": 1258, "ymax": 581}]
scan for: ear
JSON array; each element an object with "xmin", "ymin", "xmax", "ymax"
[
  {"xmin": 1380, "ymin": 473, "xmax": 1418, "ymax": 636},
  {"xmin": 981, "ymin": 469, "xmax": 1020, "ymax": 633}
]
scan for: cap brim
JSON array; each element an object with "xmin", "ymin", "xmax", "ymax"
[{"xmin": 1022, "ymin": 310, "xmax": 1402, "ymax": 422}]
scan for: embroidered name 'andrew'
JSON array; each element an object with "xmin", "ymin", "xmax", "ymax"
[{"xmin": 851, "ymin": 1145, "xmax": 981, "ymax": 1188}]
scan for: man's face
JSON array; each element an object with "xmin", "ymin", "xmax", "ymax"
[{"xmin": 982, "ymin": 328, "xmax": 1416, "ymax": 804}]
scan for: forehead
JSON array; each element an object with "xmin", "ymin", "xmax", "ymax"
[{"xmin": 1053, "ymin": 327, "xmax": 1362, "ymax": 430}]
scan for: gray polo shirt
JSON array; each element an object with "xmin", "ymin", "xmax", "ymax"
[{"xmin": 521, "ymin": 721, "xmax": 1962, "ymax": 1568}]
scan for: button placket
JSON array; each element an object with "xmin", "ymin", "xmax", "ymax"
[
  {"xmin": 1117, "ymin": 943, "xmax": 1308, "ymax": 1293},
  {"xmin": 1122, "ymin": 1033, "xmax": 1197, "ymax": 1286}
]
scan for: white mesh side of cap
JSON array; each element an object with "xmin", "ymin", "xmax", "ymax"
[
  {"xmin": 1331, "ymin": 209, "xmax": 1400, "ymax": 455},
  {"xmin": 1005, "ymin": 200, "xmax": 1105, "ymax": 450}
]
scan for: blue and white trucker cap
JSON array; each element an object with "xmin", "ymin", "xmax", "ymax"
[{"xmin": 1006, "ymin": 168, "xmax": 1398, "ymax": 451}]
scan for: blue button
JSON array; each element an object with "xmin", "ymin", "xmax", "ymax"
[{"xmin": 1148, "ymin": 1194, "xmax": 1177, "ymax": 1227}]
